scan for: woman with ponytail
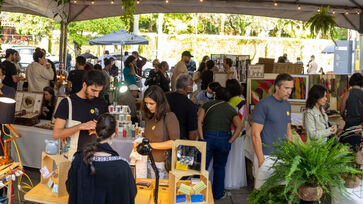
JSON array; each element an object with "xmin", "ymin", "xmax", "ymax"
[{"xmin": 66, "ymin": 113, "xmax": 137, "ymax": 204}]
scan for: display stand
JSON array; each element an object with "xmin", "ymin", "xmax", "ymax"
[
  {"xmin": 0, "ymin": 162, "xmax": 20, "ymax": 200},
  {"xmin": 169, "ymin": 140, "xmax": 210, "ymax": 203},
  {"xmin": 25, "ymin": 152, "xmax": 70, "ymax": 204}
]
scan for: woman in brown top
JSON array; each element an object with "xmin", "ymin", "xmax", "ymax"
[{"xmin": 142, "ymin": 85, "xmax": 180, "ymax": 179}]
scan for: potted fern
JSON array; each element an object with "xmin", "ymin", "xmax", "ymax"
[
  {"xmin": 342, "ymin": 162, "xmax": 362, "ymax": 188},
  {"xmin": 339, "ymin": 124, "xmax": 363, "ymax": 164},
  {"xmin": 248, "ymin": 137, "xmax": 363, "ymax": 203},
  {"xmin": 305, "ymin": 6, "xmax": 337, "ymax": 42}
]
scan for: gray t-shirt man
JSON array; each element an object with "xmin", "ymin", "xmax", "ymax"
[{"xmin": 252, "ymin": 95, "xmax": 291, "ymax": 155}]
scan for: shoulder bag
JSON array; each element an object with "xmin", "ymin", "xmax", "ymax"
[{"xmin": 163, "ymin": 113, "xmax": 172, "ymax": 172}]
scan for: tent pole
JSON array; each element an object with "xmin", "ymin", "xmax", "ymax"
[
  {"xmin": 59, "ymin": 21, "xmax": 64, "ymax": 67},
  {"xmin": 121, "ymin": 45, "xmax": 123, "ymax": 81},
  {"xmin": 63, "ymin": 23, "xmax": 68, "ymax": 68}
]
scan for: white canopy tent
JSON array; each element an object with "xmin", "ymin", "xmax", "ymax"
[
  {"xmin": 3, "ymin": 0, "xmax": 363, "ymax": 31},
  {"xmin": 2, "ymin": 0, "xmax": 363, "ymax": 63}
]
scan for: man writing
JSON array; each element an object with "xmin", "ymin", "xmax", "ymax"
[
  {"xmin": 53, "ymin": 70, "xmax": 108, "ymax": 151},
  {"xmin": 251, "ymin": 73, "xmax": 293, "ymax": 189}
]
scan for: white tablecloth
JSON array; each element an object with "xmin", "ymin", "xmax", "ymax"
[
  {"xmin": 332, "ymin": 182, "xmax": 363, "ymax": 204},
  {"xmin": 208, "ymin": 137, "xmax": 247, "ymax": 189},
  {"xmin": 11, "ymin": 123, "xmax": 53, "ymax": 168},
  {"xmin": 10, "ymin": 123, "xmax": 135, "ymax": 168},
  {"xmin": 111, "ymin": 137, "xmax": 135, "ymax": 161}
]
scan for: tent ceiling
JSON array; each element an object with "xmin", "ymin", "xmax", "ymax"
[{"xmin": 3, "ymin": 0, "xmax": 363, "ymax": 32}]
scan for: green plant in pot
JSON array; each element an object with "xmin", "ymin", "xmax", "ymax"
[
  {"xmin": 342, "ymin": 162, "xmax": 363, "ymax": 189},
  {"xmin": 339, "ymin": 124, "xmax": 363, "ymax": 164},
  {"xmin": 249, "ymin": 137, "xmax": 362, "ymax": 203},
  {"xmin": 305, "ymin": 6, "xmax": 337, "ymax": 43}
]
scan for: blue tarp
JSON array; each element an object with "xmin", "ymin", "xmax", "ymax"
[{"xmin": 89, "ymin": 29, "xmax": 149, "ymax": 45}]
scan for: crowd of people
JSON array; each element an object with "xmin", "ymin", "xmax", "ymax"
[{"xmin": 1, "ymin": 46, "xmax": 363, "ymax": 203}]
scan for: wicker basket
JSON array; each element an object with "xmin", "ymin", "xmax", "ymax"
[
  {"xmin": 344, "ymin": 175, "xmax": 361, "ymax": 188},
  {"xmin": 355, "ymin": 151, "xmax": 363, "ymax": 165},
  {"xmin": 298, "ymin": 183, "xmax": 323, "ymax": 202}
]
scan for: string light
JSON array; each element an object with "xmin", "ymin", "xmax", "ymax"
[
  {"xmin": 357, "ymin": 10, "xmax": 361, "ymax": 15},
  {"xmin": 110, "ymin": 0, "xmax": 114, "ymax": 4},
  {"xmin": 73, "ymin": 0, "xmax": 77, "ymax": 3},
  {"xmin": 317, "ymin": 7, "xmax": 320, "ymax": 13},
  {"xmin": 166, "ymin": 0, "xmax": 168, "ymax": 3},
  {"xmin": 345, "ymin": 10, "xmax": 349, "ymax": 15},
  {"xmin": 273, "ymin": 1, "xmax": 278, "ymax": 7},
  {"xmin": 91, "ymin": 0, "xmax": 95, "ymax": 4},
  {"xmin": 332, "ymin": 10, "xmax": 336, "ymax": 15},
  {"xmin": 297, "ymin": 4, "xmax": 301, "ymax": 10},
  {"xmin": 136, "ymin": 0, "xmax": 140, "ymax": 4},
  {"xmin": 200, "ymin": 0, "xmax": 203, "ymax": 2}
]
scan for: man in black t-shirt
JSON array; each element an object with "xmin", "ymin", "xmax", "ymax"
[
  {"xmin": 2, "ymin": 49, "xmax": 18, "ymax": 90},
  {"xmin": 166, "ymin": 74, "xmax": 198, "ymax": 140},
  {"xmin": 53, "ymin": 70, "xmax": 108, "ymax": 151},
  {"xmin": 67, "ymin": 56, "xmax": 87, "ymax": 94}
]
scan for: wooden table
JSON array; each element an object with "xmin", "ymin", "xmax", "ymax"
[
  {"xmin": 24, "ymin": 183, "xmax": 68, "ymax": 204},
  {"xmin": 25, "ymin": 178, "xmax": 214, "ymax": 204},
  {"xmin": 0, "ymin": 162, "xmax": 20, "ymax": 200}
]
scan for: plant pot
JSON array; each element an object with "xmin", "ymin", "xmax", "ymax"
[
  {"xmin": 298, "ymin": 183, "xmax": 323, "ymax": 202},
  {"xmin": 354, "ymin": 151, "xmax": 363, "ymax": 165},
  {"xmin": 344, "ymin": 175, "xmax": 361, "ymax": 188}
]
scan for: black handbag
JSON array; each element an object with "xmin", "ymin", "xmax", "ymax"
[{"xmin": 163, "ymin": 114, "xmax": 172, "ymax": 172}]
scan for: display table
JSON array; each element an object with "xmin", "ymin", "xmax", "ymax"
[
  {"xmin": 332, "ymin": 183, "xmax": 363, "ymax": 204},
  {"xmin": 10, "ymin": 122, "xmax": 135, "ymax": 168},
  {"xmin": 11, "ymin": 122, "xmax": 53, "ymax": 168},
  {"xmin": 25, "ymin": 178, "xmax": 214, "ymax": 204}
]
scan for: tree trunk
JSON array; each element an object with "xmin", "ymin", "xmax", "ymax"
[{"xmin": 73, "ymin": 42, "xmax": 81, "ymax": 57}]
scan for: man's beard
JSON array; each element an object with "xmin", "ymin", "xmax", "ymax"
[{"xmin": 84, "ymin": 89, "xmax": 95, "ymax": 100}]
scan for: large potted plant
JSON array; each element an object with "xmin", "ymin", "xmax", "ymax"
[{"xmin": 248, "ymin": 137, "xmax": 363, "ymax": 203}]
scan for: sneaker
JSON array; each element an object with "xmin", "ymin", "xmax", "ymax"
[{"xmin": 215, "ymin": 192, "xmax": 227, "ymax": 200}]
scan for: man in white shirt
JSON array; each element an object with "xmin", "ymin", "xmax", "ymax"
[
  {"xmin": 307, "ymin": 55, "xmax": 318, "ymax": 74},
  {"xmin": 98, "ymin": 50, "xmax": 110, "ymax": 68}
]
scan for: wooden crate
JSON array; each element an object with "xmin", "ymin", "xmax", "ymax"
[
  {"xmin": 170, "ymin": 140, "xmax": 206, "ymax": 172},
  {"xmin": 41, "ymin": 152, "xmax": 70, "ymax": 197},
  {"xmin": 169, "ymin": 170, "xmax": 209, "ymax": 204},
  {"xmin": 169, "ymin": 140, "xmax": 210, "ymax": 203}
]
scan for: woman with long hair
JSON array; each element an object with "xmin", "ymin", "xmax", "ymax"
[
  {"xmin": 67, "ymin": 113, "xmax": 137, "ymax": 204},
  {"xmin": 193, "ymin": 56, "xmax": 210, "ymax": 91},
  {"xmin": 123, "ymin": 55, "xmax": 137, "ymax": 85},
  {"xmin": 304, "ymin": 85, "xmax": 337, "ymax": 141},
  {"xmin": 142, "ymin": 85, "xmax": 180, "ymax": 179},
  {"xmin": 40, "ymin": 86, "xmax": 56, "ymax": 120}
]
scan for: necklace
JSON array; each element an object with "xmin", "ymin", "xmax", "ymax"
[{"xmin": 152, "ymin": 118, "xmax": 157, "ymax": 130}]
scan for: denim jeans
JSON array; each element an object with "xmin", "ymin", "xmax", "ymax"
[{"xmin": 204, "ymin": 131, "xmax": 231, "ymax": 200}]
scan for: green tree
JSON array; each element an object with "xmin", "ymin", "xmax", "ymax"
[{"xmin": 67, "ymin": 17, "xmax": 128, "ymax": 56}]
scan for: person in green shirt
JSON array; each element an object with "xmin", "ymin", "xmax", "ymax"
[{"xmin": 197, "ymin": 87, "xmax": 242, "ymax": 200}]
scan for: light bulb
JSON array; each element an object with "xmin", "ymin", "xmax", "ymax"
[
  {"xmin": 200, "ymin": 0, "xmax": 203, "ymax": 2},
  {"xmin": 332, "ymin": 10, "xmax": 336, "ymax": 15},
  {"xmin": 357, "ymin": 10, "xmax": 361, "ymax": 15},
  {"xmin": 345, "ymin": 10, "xmax": 349, "ymax": 15},
  {"xmin": 91, "ymin": 0, "xmax": 95, "ymax": 5},
  {"xmin": 274, "ymin": 1, "xmax": 278, "ymax": 7},
  {"xmin": 73, "ymin": 0, "xmax": 77, "ymax": 3},
  {"xmin": 166, "ymin": 0, "xmax": 168, "ymax": 3},
  {"xmin": 111, "ymin": 0, "xmax": 114, "ymax": 4},
  {"xmin": 317, "ymin": 8, "xmax": 320, "ymax": 12},
  {"xmin": 136, "ymin": 0, "xmax": 140, "ymax": 4},
  {"xmin": 297, "ymin": 5, "xmax": 301, "ymax": 10}
]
